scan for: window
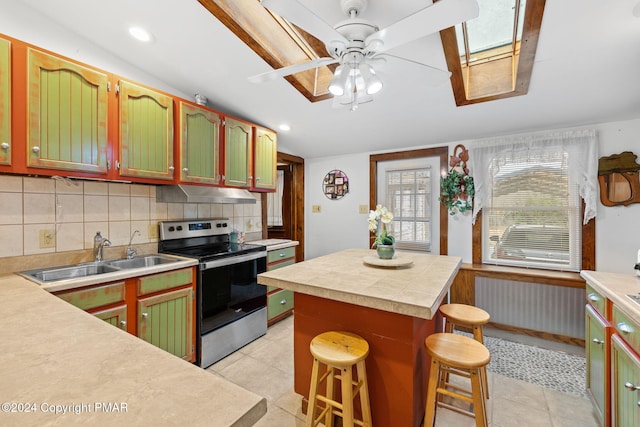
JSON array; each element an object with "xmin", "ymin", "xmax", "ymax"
[
  {"xmin": 469, "ymin": 129, "xmax": 598, "ymax": 271},
  {"xmin": 385, "ymin": 168, "xmax": 432, "ymax": 252},
  {"xmin": 267, "ymin": 169, "xmax": 284, "ymax": 227}
]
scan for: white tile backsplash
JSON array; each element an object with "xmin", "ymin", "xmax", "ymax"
[{"xmin": 0, "ymin": 175, "xmax": 263, "ymax": 258}]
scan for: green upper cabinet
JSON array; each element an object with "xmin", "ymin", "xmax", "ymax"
[
  {"xmin": 224, "ymin": 117, "xmax": 252, "ymax": 188},
  {"xmin": 179, "ymin": 101, "xmax": 221, "ymax": 185},
  {"xmin": 253, "ymin": 126, "xmax": 277, "ymax": 191},
  {"xmin": 27, "ymin": 48, "xmax": 109, "ymax": 173},
  {"xmin": 0, "ymin": 38, "xmax": 10, "ymax": 166},
  {"xmin": 118, "ymin": 80, "xmax": 174, "ymax": 180}
]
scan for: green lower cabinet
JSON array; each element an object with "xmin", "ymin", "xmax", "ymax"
[
  {"xmin": 93, "ymin": 305, "xmax": 127, "ymax": 331},
  {"xmin": 55, "ymin": 281, "xmax": 125, "ymax": 311},
  {"xmin": 137, "ymin": 287, "xmax": 194, "ymax": 362},
  {"xmin": 586, "ymin": 304, "xmax": 609, "ymax": 426},
  {"xmin": 267, "ymin": 289, "xmax": 294, "ymax": 322},
  {"xmin": 611, "ymin": 335, "xmax": 640, "ymax": 427}
]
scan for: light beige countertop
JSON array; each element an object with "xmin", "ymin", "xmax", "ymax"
[
  {"xmin": 250, "ymin": 239, "xmax": 299, "ymax": 251},
  {"xmin": 580, "ymin": 270, "xmax": 640, "ymax": 319},
  {"xmin": 0, "ymin": 274, "xmax": 266, "ymax": 427},
  {"xmin": 257, "ymin": 248, "xmax": 462, "ymax": 319}
]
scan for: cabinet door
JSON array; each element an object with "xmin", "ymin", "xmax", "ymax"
[
  {"xmin": 253, "ymin": 127, "xmax": 277, "ymax": 190},
  {"xmin": 611, "ymin": 335, "xmax": 640, "ymax": 427},
  {"xmin": 93, "ymin": 305, "xmax": 128, "ymax": 332},
  {"xmin": 179, "ymin": 101, "xmax": 221, "ymax": 184},
  {"xmin": 224, "ymin": 117, "xmax": 252, "ymax": 188},
  {"xmin": 137, "ymin": 287, "xmax": 194, "ymax": 362},
  {"xmin": 586, "ymin": 304, "xmax": 610, "ymax": 426},
  {"xmin": 0, "ymin": 38, "xmax": 10, "ymax": 166},
  {"xmin": 119, "ymin": 80, "xmax": 174, "ymax": 180},
  {"xmin": 27, "ymin": 48, "xmax": 109, "ymax": 173}
]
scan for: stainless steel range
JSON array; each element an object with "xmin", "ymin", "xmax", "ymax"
[{"xmin": 158, "ymin": 218, "xmax": 267, "ymax": 368}]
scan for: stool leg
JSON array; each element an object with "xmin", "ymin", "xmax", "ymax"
[
  {"xmin": 424, "ymin": 359, "xmax": 441, "ymax": 427},
  {"xmin": 470, "ymin": 368, "xmax": 488, "ymax": 427},
  {"xmin": 306, "ymin": 358, "xmax": 321, "ymax": 427},
  {"xmin": 356, "ymin": 360, "xmax": 372, "ymax": 426},
  {"xmin": 341, "ymin": 366, "xmax": 355, "ymax": 427},
  {"xmin": 325, "ymin": 366, "xmax": 335, "ymax": 427},
  {"xmin": 471, "ymin": 325, "xmax": 489, "ymax": 399}
]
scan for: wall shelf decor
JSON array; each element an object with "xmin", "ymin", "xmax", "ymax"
[
  {"xmin": 323, "ymin": 169, "xmax": 349, "ymax": 199},
  {"xmin": 598, "ymin": 151, "xmax": 640, "ymax": 206}
]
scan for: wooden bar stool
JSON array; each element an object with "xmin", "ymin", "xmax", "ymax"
[
  {"xmin": 306, "ymin": 331, "xmax": 372, "ymax": 427},
  {"xmin": 439, "ymin": 303, "xmax": 490, "ymax": 398},
  {"xmin": 424, "ymin": 333, "xmax": 491, "ymax": 427}
]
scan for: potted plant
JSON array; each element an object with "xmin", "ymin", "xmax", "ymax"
[
  {"xmin": 439, "ymin": 144, "xmax": 475, "ymax": 215},
  {"xmin": 368, "ymin": 205, "xmax": 395, "ymax": 259}
]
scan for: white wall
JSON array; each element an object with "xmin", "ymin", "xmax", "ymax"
[{"xmin": 305, "ymin": 118, "xmax": 640, "ymax": 275}]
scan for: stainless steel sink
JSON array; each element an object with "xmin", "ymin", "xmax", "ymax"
[
  {"xmin": 105, "ymin": 255, "xmax": 179, "ymax": 269},
  {"xmin": 21, "ymin": 263, "xmax": 121, "ymax": 283},
  {"xmin": 19, "ymin": 255, "xmax": 182, "ymax": 285}
]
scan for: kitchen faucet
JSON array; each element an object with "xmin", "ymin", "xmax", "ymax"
[
  {"xmin": 93, "ymin": 231, "xmax": 111, "ymax": 262},
  {"xmin": 127, "ymin": 229, "xmax": 140, "ymax": 259}
]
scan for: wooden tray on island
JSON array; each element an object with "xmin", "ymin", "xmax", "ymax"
[{"xmin": 363, "ymin": 255, "xmax": 413, "ymax": 268}]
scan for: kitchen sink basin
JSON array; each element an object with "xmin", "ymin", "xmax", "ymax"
[
  {"xmin": 19, "ymin": 255, "xmax": 182, "ymax": 285},
  {"xmin": 21, "ymin": 263, "xmax": 121, "ymax": 283},
  {"xmin": 104, "ymin": 255, "xmax": 179, "ymax": 269}
]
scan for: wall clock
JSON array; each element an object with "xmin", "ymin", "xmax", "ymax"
[{"xmin": 323, "ymin": 169, "xmax": 349, "ymax": 200}]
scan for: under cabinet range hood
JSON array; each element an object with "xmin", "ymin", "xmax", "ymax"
[{"xmin": 156, "ymin": 185, "xmax": 256, "ymax": 204}]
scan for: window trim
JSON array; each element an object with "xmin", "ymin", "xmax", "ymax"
[{"xmin": 370, "ymin": 147, "xmax": 449, "ymax": 255}]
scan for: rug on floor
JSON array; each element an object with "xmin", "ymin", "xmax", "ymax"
[{"xmin": 457, "ymin": 332, "xmax": 587, "ymax": 398}]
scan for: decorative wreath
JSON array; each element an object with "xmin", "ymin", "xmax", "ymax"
[{"xmin": 439, "ymin": 144, "xmax": 475, "ymax": 215}]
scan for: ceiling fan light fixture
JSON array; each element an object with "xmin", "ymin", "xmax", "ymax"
[
  {"xmin": 359, "ymin": 62, "xmax": 383, "ymax": 94},
  {"xmin": 328, "ymin": 65, "xmax": 348, "ymax": 96}
]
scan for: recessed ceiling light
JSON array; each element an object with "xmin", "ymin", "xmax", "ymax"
[
  {"xmin": 279, "ymin": 124, "xmax": 291, "ymax": 131},
  {"xmin": 129, "ymin": 26, "xmax": 154, "ymax": 43}
]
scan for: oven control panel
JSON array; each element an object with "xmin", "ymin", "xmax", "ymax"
[{"xmin": 159, "ymin": 218, "xmax": 229, "ymax": 240}]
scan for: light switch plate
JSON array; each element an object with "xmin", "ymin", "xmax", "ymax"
[
  {"xmin": 359, "ymin": 205, "xmax": 369, "ymax": 214},
  {"xmin": 312, "ymin": 205, "xmax": 321, "ymax": 213},
  {"xmin": 148, "ymin": 223, "xmax": 159, "ymax": 239}
]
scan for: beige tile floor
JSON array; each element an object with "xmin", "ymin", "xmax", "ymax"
[{"xmin": 207, "ymin": 315, "xmax": 600, "ymax": 427}]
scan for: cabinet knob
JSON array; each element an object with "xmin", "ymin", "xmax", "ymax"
[
  {"xmin": 32, "ymin": 146, "xmax": 40, "ymax": 154},
  {"xmin": 119, "ymin": 320, "xmax": 127, "ymax": 328},
  {"xmin": 280, "ymin": 299, "xmax": 287, "ymax": 305},
  {"xmin": 0, "ymin": 142, "xmax": 8, "ymax": 150},
  {"xmin": 141, "ymin": 312, "xmax": 148, "ymax": 319},
  {"xmin": 587, "ymin": 293, "xmax": 600, "ymax": 302},
  {"xmin": 624, "ymin": 381, "xmax": 640, "ymax": 391},
  {"xmin": 279, "ymin": 253, "xmax": 285, "ymax": 257},
  {"xmin": 591, "ymin": 338, "xmax": 604, "ymax": 345},
  {"xmin": 168, "ymin": 166, "xmax": 175, "ymax": 172},
  {"xmin": 183, "ymin": 167, "xmax": 189, "ymax": 173},
  {"xmin": 256, "ymin": 177, "xmax": 261, "ymax": 182},
  {"xmin": 617, "ymin": 322, "xmax": 634, "ymax": 334}
]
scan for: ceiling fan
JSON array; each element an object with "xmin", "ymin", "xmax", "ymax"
[{"xmin": 249, "ymin": 0, "xmax": 479, "ymax": 110}]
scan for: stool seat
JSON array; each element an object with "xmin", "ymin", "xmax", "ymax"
[
  {"xmin": 310, "ymin": 331, "xmax": 369, "ymax": 367},
  {"xmin": 424, "ymin": 333, "xmax": 491, "ymax": 427},
  {"xmin": 425, "ymin": 333, "xmax": 491, "ymax": 368},
  {"xmin": 439, "ymin": 304, "xmax": 490, "ymax": 327},
  {"xmin": 306, "ymin": 331, "xmax": 372, "ymax": 427}
]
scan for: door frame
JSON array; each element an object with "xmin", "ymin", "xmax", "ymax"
[{"xmin": 261, "ymin": 152, "xmax": 305, "ymax": 262}]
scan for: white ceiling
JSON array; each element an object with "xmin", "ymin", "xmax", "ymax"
[{"xmin": 5, "ymin": 0, "xmax": 640, "ymax": 159}]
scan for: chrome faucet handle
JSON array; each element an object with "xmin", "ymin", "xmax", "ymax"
[{"xmin": 126, "ymin": 230, "xmax": 140, "ymax": 259}]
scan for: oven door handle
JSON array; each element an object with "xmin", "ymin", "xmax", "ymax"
[{"xmin": 202, "ymin": 251, "xmax": 267, "ymax": 270}]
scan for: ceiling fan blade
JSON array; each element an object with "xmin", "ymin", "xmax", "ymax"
[
  {"xmin": 377, "ymin": 54, "xmax": 452, "ymax": 86},
  {"xmin": 248, "ymin": 57, "xmax": 338, "ymax": 83},
  {"xmin": 261, "ymin": 0, "xmax": 348, "ymax": 46},
  {"xmin": 366, "ymin": 0, "xmax": 479, "ymax": 54}
]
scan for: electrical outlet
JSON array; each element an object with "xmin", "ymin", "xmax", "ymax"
[
  {"xmin": 312, "ymin": 204, "xmax": 321, "ymax": 213},
  {"xmin": 359, "ymin": 204, "xmax": 369, "ymax": 214},
  {"xmin": 39, "ymin": 229, "xmax": 55, "ymax": 248},
  {"xmin": 148, "ymin": 223, "xmax": 159, "ymax": 239}
]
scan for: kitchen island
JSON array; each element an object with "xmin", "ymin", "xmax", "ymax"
[
  {"xmin": 257, "ymin": 248, "xmax": 462, "ymax": 427},
  {"xmin": 0, "ymin": 274, "xmax": 266, "ymax": 427}
]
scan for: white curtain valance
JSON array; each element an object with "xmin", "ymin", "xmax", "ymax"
[{"xmin": 468, "ymin": 129, "xmax": 599, "ymax": 225}]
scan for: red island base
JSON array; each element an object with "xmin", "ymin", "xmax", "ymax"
[{"xmin": 293, "ymin": 293, "xmax": 443, "ymax": 427}]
